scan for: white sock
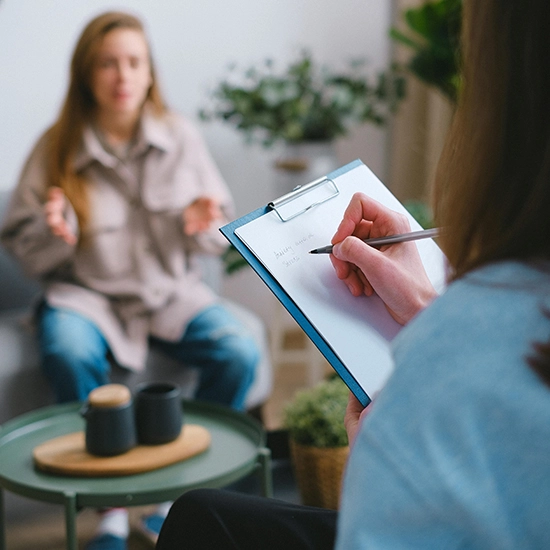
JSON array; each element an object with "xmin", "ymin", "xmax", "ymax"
[
  {"xmin": 154, "ymin": 501, "xmax": 172, "ymax": 518},
  {"xmin": 97, "ymin": 508, "xmax": 129, "ymax": 538}
]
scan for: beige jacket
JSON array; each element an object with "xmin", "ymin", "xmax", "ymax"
[{"xmin": 1, "ymin": 112, "xmax": 233, "ymax": 370}]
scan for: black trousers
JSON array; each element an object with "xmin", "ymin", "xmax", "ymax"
[{"xmin": 156, "ymin": 488, "xmax": 338, "ymax": 550}]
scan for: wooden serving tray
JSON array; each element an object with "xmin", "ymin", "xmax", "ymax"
[{"xmin": 33, "ymin": 424, "xmax": 211, "ymax": 477}]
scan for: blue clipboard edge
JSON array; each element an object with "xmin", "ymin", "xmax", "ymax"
[{"xmin": 220, "ymin": 159, "xmax": 370, "ymax": 407}]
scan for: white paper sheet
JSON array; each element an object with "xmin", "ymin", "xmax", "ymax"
[{"xmin": 235, "ymin": 163, "xmax": 447, "ymax": 398}]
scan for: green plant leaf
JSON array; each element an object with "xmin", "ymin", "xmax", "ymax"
[
  {"xmin": 283, "ymin": 377, "xmax": 349, "ymax": 448},
  {"xmin": 222, "ymin": 244, "xmax": 249, "ymax": 275},
  {"xmin": 404, "ymin": 200, "xmax": 434, "ymax": 229},
  {"xmin": 389, "ymin": 27, "xmax": 423, "ymax": 51},
  {"xmin": 390, "ymin": 0, "xmax": 462, "ymax": 103}
]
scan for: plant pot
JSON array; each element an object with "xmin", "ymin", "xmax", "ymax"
[
  {"xmin": 273, "ymin": 141, "xmax": 339, "ymax": 197},
  {"xmin": 289, "ymin": 439, "xmax": 349, "ymax": 510}
]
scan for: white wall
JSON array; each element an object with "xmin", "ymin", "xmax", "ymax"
[{"xmin": 0, "ymin": 0, "xmax": 393, "ymax": 322}]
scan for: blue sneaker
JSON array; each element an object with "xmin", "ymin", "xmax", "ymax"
[
  {"xmin": 137, "ymin": 513, "xmax": 165, "ymax": 544},
  {"xmin": 85, "ymin": 533, "xmax": 127, "ymax": 550}
]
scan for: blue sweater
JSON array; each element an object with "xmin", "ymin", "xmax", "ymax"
[{"xmin": 337, "ymin": 261, "xmax": 550, "ymax": 549}]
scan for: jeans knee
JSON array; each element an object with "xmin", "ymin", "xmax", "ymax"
[
  {"xmin": 40, "ymin": 325, "xmax": 110, "ymax": 402},
  {"xmin": 223, "ymin": 335, "xmax": 260, "ymax": 380},
  {"xmin": 42, "ymin": 335, "xmax": 103, "ymax": 378},
  {"xmin": 39, "ymin": 306, "xmax": 107, "ymax": 366},
  {"xmin": 45, "ymin": 336, "xmax": 93, "ymax": 365}
]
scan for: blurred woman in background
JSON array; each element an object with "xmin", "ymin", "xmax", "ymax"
[{"xmin": 1, "ymin": 11, "xmax": 259, "ymax": 550}]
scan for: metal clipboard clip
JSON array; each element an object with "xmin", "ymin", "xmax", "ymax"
[{"xmin": 268, "ymin": 176, "xmax": 339, "ymax": 222}]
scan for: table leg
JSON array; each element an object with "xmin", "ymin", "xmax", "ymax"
[
  {"xmin": 258, "ymin": 447, "xmax": 273, "ymax": 498},
  {"xmin": 0, "ymin": 488, "xmax": 5, "ymax": 550},
  {"xmin": 63, "ymin": 492, "xmax": 78, "ymax": 550}
]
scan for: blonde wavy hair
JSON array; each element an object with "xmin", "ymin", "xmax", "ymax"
[{"xmin": 46, "ymin": 11, "xmax": 166, "ymax": 233}]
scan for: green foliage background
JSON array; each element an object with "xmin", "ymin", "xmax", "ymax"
[
  {"xmin": 200, "ymin": 51, "xmax": 405, "ymax": 147},
  {"xmin": 391, "ymin": 0, "xmax": 462, "ymax": 103}
]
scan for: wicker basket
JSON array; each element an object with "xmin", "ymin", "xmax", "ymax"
[{"xmin": 289, "ymin": 439, "xmax": 349, "ymax": 510}]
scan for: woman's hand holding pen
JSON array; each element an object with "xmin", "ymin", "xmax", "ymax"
[
  {"xmin": 44, "ymin": 187, "xmax": 77, "ymax": 245},
  {"xmin": 330, "ymin": 192, "xmax": 438, "ymax": 325}
]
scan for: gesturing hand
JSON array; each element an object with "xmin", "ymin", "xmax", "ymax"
[
  {"xmin": 44, "ymin": 187, "xmax": 77, "ymax": 245},
  {"xmin": 182, "ymin": 197, "xmax": 222, "ymax": 235},
  {"xmin": 330, "ymin": 192, "xmax": 438, "ymax": 325}
]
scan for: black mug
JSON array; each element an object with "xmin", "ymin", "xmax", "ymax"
[
  {"xmin": 81, "ymin": 384, "xmax": 137, "ymax": 457},
  {"xmin": 135, "ymin": 382, "xmax": 183, "ymax": 445}
]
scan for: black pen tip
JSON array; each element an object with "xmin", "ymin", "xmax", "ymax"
[{"xmin": 309, "ymin": 249, "xmax": 317, "ymax": 254}]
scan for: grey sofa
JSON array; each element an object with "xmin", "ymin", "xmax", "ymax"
[{"xmin": 0, "ymin": 190, "xmax": 273, "ymax": 425}]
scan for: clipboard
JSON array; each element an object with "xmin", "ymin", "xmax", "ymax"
[{"xmin": 221, "ymin": 160, "xmax": 446, "ymax": 406}]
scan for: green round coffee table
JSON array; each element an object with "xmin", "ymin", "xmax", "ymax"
[{"xmin": 0, "ymin": 400, "xmax": 272, "ymax": 550}]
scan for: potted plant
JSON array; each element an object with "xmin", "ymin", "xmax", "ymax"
[
  {"xmin": 199, "ymin": 49, "xmax": 405, "ymax": 148},
  {"xmin": 283, "ymin": 376, "xmax": 349, "ymax": 509}
]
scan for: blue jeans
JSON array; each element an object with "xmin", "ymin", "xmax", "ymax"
[{"xmin": 37, "ymin": 302, "xmax": 259, "ymax": 411}]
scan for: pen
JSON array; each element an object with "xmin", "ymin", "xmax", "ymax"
[{"xmin": 309, "ymin": 227, "xmax": 441, "ymax": 254}]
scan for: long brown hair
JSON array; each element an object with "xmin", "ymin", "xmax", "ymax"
[
  {"xmin": 434, "ymin": 0, "xmax": 550, "ymax": 384},
  {"xmin": 46, "ymin": 11, "xmax": 166, "ymax": 232}
]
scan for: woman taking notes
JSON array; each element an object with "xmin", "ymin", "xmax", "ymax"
[{"xmin": 157, "ymin": 1, "xmax": 550, "ymax": 548}]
